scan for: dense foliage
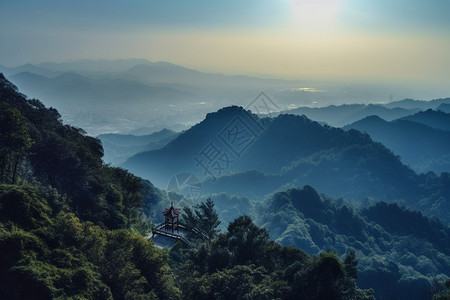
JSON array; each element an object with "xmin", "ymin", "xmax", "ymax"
[
  {"xmin": 171, "ymin": 215, "xmax": 374, "ymax": 300},
  {"xmin": 0, "ymin": 184, "xmax": 181, "ymax": 299},
  {"xmin": 189, "ymin": 187, "xmax": 450, "ymax": 299}
]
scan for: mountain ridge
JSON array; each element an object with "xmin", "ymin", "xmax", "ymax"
[{"xmin": 121, "ymin": 105, "xmax": 450, "ymax": 223}]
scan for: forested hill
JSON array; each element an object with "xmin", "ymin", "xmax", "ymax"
[
  {"xmin": 0, "ymin": 73, "xmax": 182, "ymax": 298},
  {"xmin": 0, "ymin": 73, "xmax": 376, "ymax": 299},
  {"xmin": 258, "ymin": 185, "xmax": 450, "ymax": 299}
]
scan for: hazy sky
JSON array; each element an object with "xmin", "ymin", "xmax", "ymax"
[{"xmin": 1, "ymin": 0, "xmax": 449, "ymax": 84}]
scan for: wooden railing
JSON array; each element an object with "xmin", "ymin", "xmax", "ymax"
[{"xmin": 152, "ymin": 223, "xmax": 191, "ymax": 246}]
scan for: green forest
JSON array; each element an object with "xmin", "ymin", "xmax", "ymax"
[{"xmin": 0, "ymin": 74, "xmax": 378, "ymax": 299}]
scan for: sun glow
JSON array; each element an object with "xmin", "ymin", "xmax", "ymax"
[{"xmin": 287, "ymin": 0, "xmax": 342, "ymax": 31}]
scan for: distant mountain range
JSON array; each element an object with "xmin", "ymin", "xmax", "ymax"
[
  {"xmin": 0, "ymin": 59, "xmax": 288, "ymax": 89},
  {"xmin": 0, "ymin": 59, "xmax": 291, "ymax": 101},
  {"xmin": 384, "ymin": 98, "xmax": 450, "ymax": 110},
  {"xmin": 5, "ymin": 58, "xmax": 448, "ymax": 136},
  {"xmin": 282, "ymin": 98, "xmax": 450, "ymax": 127},
  {"xmin": 344, "ymin": 110, "xmax": 450, "ymax": 173},
  {"xmin": 9, "ymin": 71, "xmax": 195, "ymax": 109},
  {"xmin": 0, "ymin": 59, "xmax": 154, "ymax": 75},
  {"xmin": 0, "ymin": 59, "xmax": 295, "ymax": 135}
]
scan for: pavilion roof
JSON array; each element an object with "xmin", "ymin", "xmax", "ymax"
[{"xmin": 163, "ymin": 203, "xmax": 181, "ymax": 218}]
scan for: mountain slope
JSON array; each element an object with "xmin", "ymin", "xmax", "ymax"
[
  {"xmin": 123, "ymin": 109, "xmax": 393, "ymax": 194},
  {"xmin": 122, "ymin": 106, "xmax": 263, "ymax": 186},
  {"xmin": 123, "ymin": 105, "xmax": 450, "ymax": 222}
]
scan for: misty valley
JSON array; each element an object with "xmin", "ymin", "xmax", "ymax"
[{"xmin": 1, "ymin": 60, "xmax": 450, "ymax": 300}]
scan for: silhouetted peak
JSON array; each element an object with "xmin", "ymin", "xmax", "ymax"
[
  {"xmin": 350, "ymin": 115, "xmax": 387, "ymax": 126},
  {"xmin": 204, "ymin": 105, "xmax": 251, "ymax": 120},
  {"xmin": 217, "ymin": 105, "xmax": 247, "ymax": 114},
  {"xmin": 362, "ymin": 115, "xmax": 386, "ymax": 122}
]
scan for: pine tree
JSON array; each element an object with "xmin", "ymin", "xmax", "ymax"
[
  {"xmin": 183, "ymin": 198, "xmax": 221, "ymax": 243},
  {"xmin": 197, "ymin": 198, "xmax": 221, "ymax": 242}
]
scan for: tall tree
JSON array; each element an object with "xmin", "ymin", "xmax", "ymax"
[
  {"xmin": 183, "ymin": 198, "xmax": 221, "ymax": 243},
  {"xmin": 196, "ymin": 198, "xmax": 221, "ymax": 242}
]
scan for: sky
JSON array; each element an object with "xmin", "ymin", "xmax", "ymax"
[{"xmin": 1, "ymin": 0, "xmax": 450, "ymax": 86}]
